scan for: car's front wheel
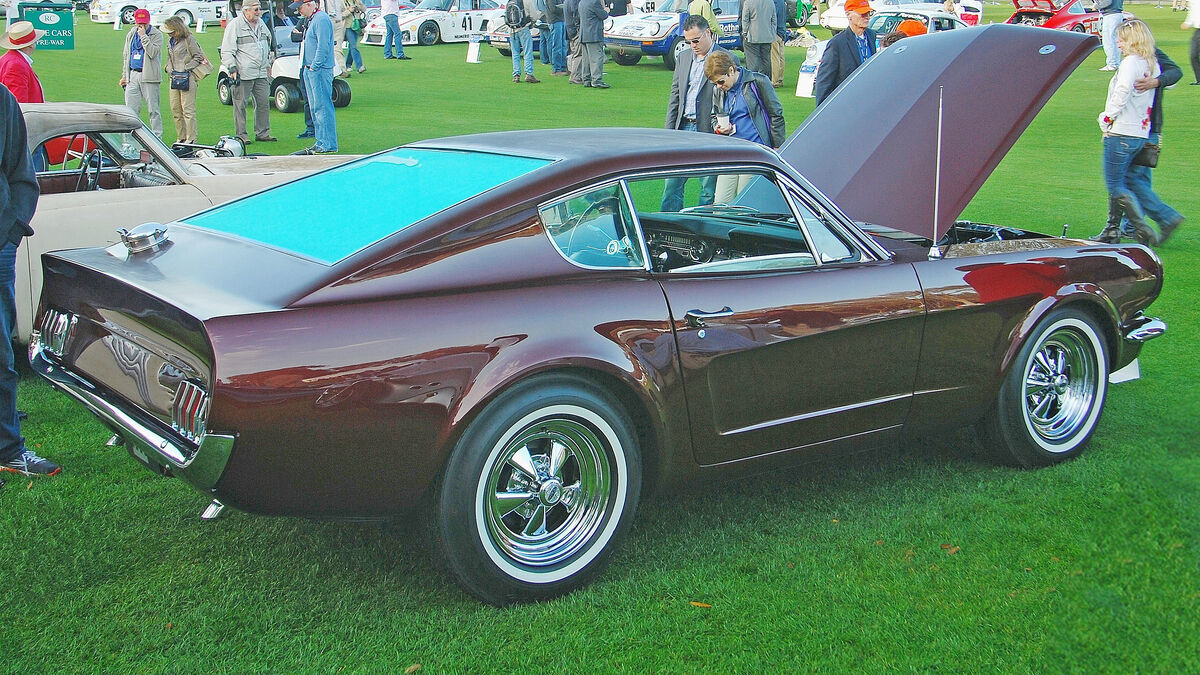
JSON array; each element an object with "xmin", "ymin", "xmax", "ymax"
[
  {"xmin": 120, "ymin": 5, "xmax": 137, "ymax": 23},
  {"xmin": 980, "ymin": 307, "xmax": 1110, "ymax": 467},
  {"xmin": 273, "ymin": 81, "xmax": 301, "ymax": 112},
  {"xmin": 217, "ymin": 77, "xmax": 233, "ymax": 106},
  {"xmin": 418, "ymin": 20, "xmax": 440, "ymax": 45},
  {"xmin": 434, "ymin": 374, "xmax": 642, "ymax": 605},
  {"xmin": 663, "ymin": 36, "xmax": 686, "ymax": 70},
  {"xmin": 612, "ymin": 50, "xmax": 642, "ymax": 66}
]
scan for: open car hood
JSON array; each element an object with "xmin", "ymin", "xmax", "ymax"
[{"xmin": 779, "ymin": 25, "xmax": 1097, "ymax": 240}]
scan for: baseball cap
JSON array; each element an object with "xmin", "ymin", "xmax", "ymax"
[
  {"xmin": 134, "ymin": 8, "xmax": 151, "ymax": 22},
  {"xmin": 843, "ymin": 0, "xmax": 872, "ymax": 16}
]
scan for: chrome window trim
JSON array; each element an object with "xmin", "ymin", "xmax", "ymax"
[
  {"xmin": 537, "ymin": 179, "xmax": 653, "ymax": 273},
  {"xmin": 774, "ymin": 172, "xmax": 893, "ymax": 261}
]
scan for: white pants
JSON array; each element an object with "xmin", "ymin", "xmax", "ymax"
[
  {"xmin": 714, "ymin": 174, "xmax": 753, "ymax": 204},
  {"xmin": 1101, "ymin": 13, "xmax": 1122, "ymax": 68},
  {"xmin": 124, "ymin": 69, "xmax": 163, "ymax": 137}
]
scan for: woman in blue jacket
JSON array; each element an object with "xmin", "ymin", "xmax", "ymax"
[{"xmin": 704, "ymin": 50, "xmax": 785, "ymax": 202}]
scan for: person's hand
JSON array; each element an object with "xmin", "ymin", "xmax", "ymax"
[
  {"xmin": 119, "ymin": 75, "xmax": 127, "ymax": 87},
  {"xmin": 1134, "ymin": 76, "xmax": 1158, "ymax": 92}
]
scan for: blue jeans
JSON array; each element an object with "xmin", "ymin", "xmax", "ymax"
[
  {"xmin": 0, "ymin": 242, "xmax": 25, "ymax": 463},
  {"xmin": 302, "ymin": 67, "xmax": 338, "ymax": 152},
  {"xmin": 511, "ymin": 27, "xmax": 533, "ymax": 77},
  {"xmin": 660, "ymin": 123, "xmax": 717, "ymax": 210},
  {"xmin": 384, "ymin": 13, "xmax": 405, "ymax": 58},
  {"xmin": 1121, "ymin": 133, "xmax": 1182, "ymax": 235},
  {"xmin": 298, "ymin": 70, "xmax": 315, "ymax": 135},
  {"xmin": 549, "ymin": 21, "xmax": 567, "ymax": 72},
  {"xmin": 345, "ymin": 27, "xmax": 363, "ymax": 70},
  {"xmin": 1102, "ymin": 134, "xmax": 1144, "ymax": 201}
]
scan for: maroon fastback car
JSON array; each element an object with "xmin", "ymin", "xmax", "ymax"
[{"xmin": 31, "ymin": 26, "xmax": 1165, "ymax": 605}]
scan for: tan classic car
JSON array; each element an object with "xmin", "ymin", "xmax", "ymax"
[{"xmin": 17, "ymin": 102, "xmax": 352, "ymax": 341}]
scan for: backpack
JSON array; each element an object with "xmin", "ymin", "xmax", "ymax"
[{"xmin": 505, "ymin": 0, "xmax": 528, "ymax": 27}]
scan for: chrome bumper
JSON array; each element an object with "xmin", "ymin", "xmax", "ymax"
[
  {"xmin": 29, "ymin": 333, "xmax": 233, "ymax": 492},
  {"xmin": 1121, "ymin": 312, "xmax": 1167, "ymax": 343}
]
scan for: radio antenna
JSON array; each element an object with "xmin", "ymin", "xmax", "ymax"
[{"xmin": 929, "ymin": 85, "xmax": 945, "ymax": 260}]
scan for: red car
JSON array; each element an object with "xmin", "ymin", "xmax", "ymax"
[
  {"xmin": 1006, "ymin": 0, "xmax": 1132, "ymax": 35},
  {"xmin": 32, "ymin": 27, "xmax": 1165, "ymax": 606}
]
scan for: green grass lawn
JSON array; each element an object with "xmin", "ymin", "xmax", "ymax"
[{"xmin": 2, "ymin": 8, "xmax": 1198, "ymax": 671}]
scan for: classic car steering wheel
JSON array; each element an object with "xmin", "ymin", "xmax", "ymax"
[{"xmin": 75, "ymin": 149, "xmax": 104, "ymax": 192}]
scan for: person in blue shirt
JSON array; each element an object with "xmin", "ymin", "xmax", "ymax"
[
  {"xmin": 704, "ymin": 50, "xmax": 785, "ymax": 203},
  {"xmin": 291, "ymin": 0, "xmax": 338, "ymax": 153}
]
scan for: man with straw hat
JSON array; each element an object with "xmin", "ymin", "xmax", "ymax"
[{"xmin": 0, "ymin": 21, "xmax": 45, "ymax": 104}]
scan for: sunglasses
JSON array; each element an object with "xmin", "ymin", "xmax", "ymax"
[{"xmin": 685, "ymin": 35, "xmax": 707, "ymax": 45}]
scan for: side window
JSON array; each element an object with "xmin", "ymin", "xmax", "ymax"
[
  {"xmin": 626, "ymin": 172, "xmax": 821, "ymax": 273},
  {"xmin": 1068, "ymin": 1, "xmax": 1083, "ymax": 14},
  {"xmin": 540, "ymin": 184, "xmax": 645, "ymax": 269},
  {"xmin": 786, "ymin": 188, "xmax": 859, "ymax": 264}
]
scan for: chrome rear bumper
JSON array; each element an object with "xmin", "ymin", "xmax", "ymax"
[{"xmin": 29, "ymin": 333, "xmax": 234, "ymax": 492}]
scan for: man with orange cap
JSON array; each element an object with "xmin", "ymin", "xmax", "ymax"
[
  {"xmin": 813, "ymin": 0, "xmax": 877, "ymax": 104},
  {"xmin": 0, "ymin": 21, "xmax": 44, "ymax": 104}
]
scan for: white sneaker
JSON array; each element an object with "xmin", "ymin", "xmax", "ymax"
[{"xmin": 1099, "ymin": 65, "xmax": 1117, "ymax": 71}]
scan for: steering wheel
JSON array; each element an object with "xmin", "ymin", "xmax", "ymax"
[{"xmin": 74, "ymin": 149, "xmax": 104, "ymax": 192}]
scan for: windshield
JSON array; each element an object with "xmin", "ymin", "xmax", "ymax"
[
  {"xmin": 654, "ymin": 0, "xmax": 683, "ymax": 12},
  {"xmin": 869, "ymin": 13, "xmax": 925, "ymax": 32},
  {"xmin": 415, "ymin": 0, "xmax": 451, "ymax": 9},
  {"xmin": 182, "ymin": 148, "xmax": 552, "ymax": 264}
]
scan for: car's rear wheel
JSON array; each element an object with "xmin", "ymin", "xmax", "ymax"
[
  {"xmin": 418, "ymin": 20, "xmax": 440, "ymax": 45},
  {"xmin": 434, "ymin": 374, "xmax": 642, "ymax": 605},
  {"xmin": 1072, "ymin": 23, "xmax": 1086, "ymax": 33},
  {"xmin": 663, "ymin": 36, "xmax": 686, "ymax": 70},
  {"xmin": 176, "ymin": 9, "xmax": 194, "ymax": 25},
  {"xmin": 331, "ymin": 78, "xmax": 352, "ymax": 107},
  {"xmin": 217, "ymin": 77, "xmax": 233, "ymax": 106},
  {"xmin": 498, "ymin": 48, "xmax": 512, "ymax": 56},
  {"xmin": 273, "ymin": 81, "xmax": 301, "ymax": 112},
  {"xmin": 979, "ymin": 307, "xmax": 1109, "ymax": 467},
  {"xmin": 612, "ymin": 50, "xmax": 642, "ymax": 66}
]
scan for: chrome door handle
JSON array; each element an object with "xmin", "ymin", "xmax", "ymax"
[{"xmin": 684, "ymin": 307, "xmax": 734, "ymax": 327}]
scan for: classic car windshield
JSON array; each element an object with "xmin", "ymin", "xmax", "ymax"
[
  {"xmin": 181, "ymin": 148, "xmax": 551, "ymax": 264},
  {"xmin": 415, "ymin": 0, "xmax": 451, "ymax": 10}
]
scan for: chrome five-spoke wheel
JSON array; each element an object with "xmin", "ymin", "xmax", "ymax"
[
  {"xmin": 483, "ymin": 416, "xmax": 612, "ymax": 569},
  {"xmin": 982, "ymin": 307, "xmax": 1109, "ymax": 467},
  {"xmin": 435, "ymin": 375, "xmax": 641, "ymax": 605}
]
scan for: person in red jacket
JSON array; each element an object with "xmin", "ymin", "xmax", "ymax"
[
  {"xmin": 0, "ymin": 21, "xmax": 44, "ymax": 104},
  {"xmin": 0, "ymin": 21, "xmax": 47, "ymax": 170}
]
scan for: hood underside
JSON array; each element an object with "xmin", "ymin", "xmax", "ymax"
[{"xmin": 779, "ymin": 24, "xmax": 1098, "ymax": 240}]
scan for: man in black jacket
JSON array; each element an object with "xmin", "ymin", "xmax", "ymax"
[
  {"xmin": 0, "ymin": 86, "xmax": 59, "ymax": 477},
  {"xmin": 813, "ymin": 0, "xmax": 876, "ymax": 104}
]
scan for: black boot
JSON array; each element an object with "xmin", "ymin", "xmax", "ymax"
[
  {"xmin": 1116, "ymin": 194, "xmax": 1162, "ymax": 246},
  {"xmin": 1090, "ymin": 197, "xmax": 1124, "ymax": 243}
]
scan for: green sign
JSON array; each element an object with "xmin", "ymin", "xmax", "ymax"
[{"xmin": 19, "ymin": 3, "xmax": 74, "ymax": 50}]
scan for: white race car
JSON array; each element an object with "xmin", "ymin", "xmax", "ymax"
[
  {"xmin": 360, "ymin": 0, "xmax": 504, "ymax": 47},
  {"xmin": 604, "ymin": 0, "xmax": 740, "ymax": 69},
  {"xmin": 90, "ymin": 0, "xmax": 156, "ymax": 24},
  {"xmin": 798, "ymin": 6, "xmax": 967, "ymax": 97},
  {"xmin": 148, "ymin": 0, "xmax": 228, "ymax": 26}
]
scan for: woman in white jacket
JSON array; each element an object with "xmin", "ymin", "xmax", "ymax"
[{"xmin": 1092, "ymin": 19, "xmax": 1161, "ymax": 245}]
